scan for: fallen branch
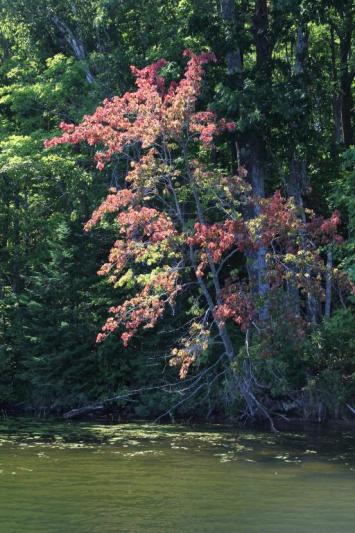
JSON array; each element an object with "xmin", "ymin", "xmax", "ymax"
[
  {"xmin": 346, "ymin": 403, "xmax": 355, "ymax": 416},
  {"xmin": 63, "ymin": 404, "xmax": 105, "ymax": 419}
]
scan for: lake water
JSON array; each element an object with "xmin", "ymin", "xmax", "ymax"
[{"xmin": 1, "ymin": 419, "xmax": 355, "ymax": 532}]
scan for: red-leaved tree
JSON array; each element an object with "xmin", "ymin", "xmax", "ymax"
[{"xmin": 45, "ymin": 51, "xmax": 350, "ymax": 422}]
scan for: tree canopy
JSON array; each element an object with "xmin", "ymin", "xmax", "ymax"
[{"xmin": 0, "ymin": 0, "xmax": 353, "ymax": 423}]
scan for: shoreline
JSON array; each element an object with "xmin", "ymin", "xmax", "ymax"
[{"xmin": 1, "ymin": 410, "xmax": 355, "ymax": 433}]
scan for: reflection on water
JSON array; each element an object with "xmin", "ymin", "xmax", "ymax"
[{"xmin": 1, "ymin": 419, "xmax": 355, "ymax": 532}]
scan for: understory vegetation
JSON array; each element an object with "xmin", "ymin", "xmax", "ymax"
[{"xmin": 0, "ymin": 0, "xmax": 353, "ymax": 424}]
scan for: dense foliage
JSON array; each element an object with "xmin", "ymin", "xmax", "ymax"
[{"xmin": 0, "ymin": 0, "xmax": 353, "ymax": 423}]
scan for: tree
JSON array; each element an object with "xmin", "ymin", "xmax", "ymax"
[{"xmin": 45, "ymin": 51, "xmax": 351, "ymax": 423}]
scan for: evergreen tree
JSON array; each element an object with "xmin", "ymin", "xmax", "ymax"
[{"xmin": 21, "ymin": 218, "xmax": 107, "ymax": 410}]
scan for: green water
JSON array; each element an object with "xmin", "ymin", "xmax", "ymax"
[{"xmin": 1, "ymin": 419, "xmax": 355, "ymax": 532}]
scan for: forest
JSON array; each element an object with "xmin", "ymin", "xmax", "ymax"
[{"xmin": 0, "ymin": 0, "xmax": 354, "ymax": 424}]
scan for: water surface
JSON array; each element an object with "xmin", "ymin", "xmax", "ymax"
[{"xmin": 1, "ymin": 419, "xmax": 355, "ymax": 532}]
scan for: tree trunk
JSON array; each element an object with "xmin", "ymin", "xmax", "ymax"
[
  {"xmin": 325, "ymin": 250, "xmax": 333, "ymax": 319},
  {"xmin": 330, "ymin": 25, "xmax": 343, "ymax": 145},
  {"xmin": 288, "ymin": 22, "xmax": 309, "ymax": 212},
  {"xmin": 286, "ymin": 22, "xmax": 314, "ymax": 320},
  {"xmin": 286, "ymin": 159, "xmax": 308, "ymax": 317},
  {"xmin": 245, "ymin": 0, "xmax": 272, "ymax": 319},
  {"xmin": 50, "ymin": 14, "xmax": 95, "ymax": 84},
  {"xmin": 294, "ymin": 25, "xmax": 308, "ymax": 76},
  {"xmin": 220, "ymin": 0, "xmax": 272, "ymax": 316},
  {"xmin": 12, "ymin": 184, "xmax": 21, "ymax": 294},
  {"xmin": 339, "ymin": 4, "xmax": 353, "ymax": 147},
  {"xmin": 219, "ymin": 0, "xmax": 244, "ymax": 79},
  {"xmin": 253, "ymin": 0, "xmax": 271, "ymax": 77},
  {"xmin": 287, "ymin": 158, "xmax": 307, "ymax": 219}
]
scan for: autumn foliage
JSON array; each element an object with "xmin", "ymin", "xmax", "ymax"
[{"xmin": 46, "ymin": 51, "xmax": 349, "ymax": 382}]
